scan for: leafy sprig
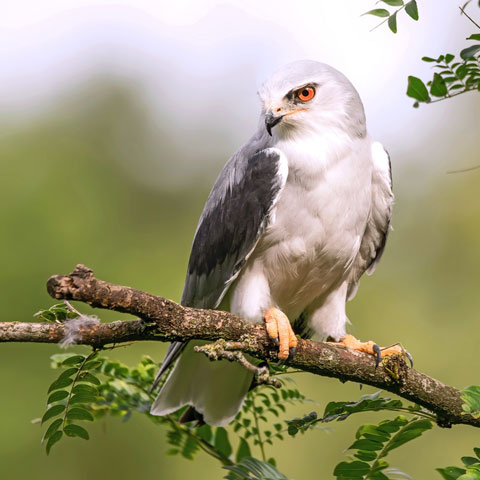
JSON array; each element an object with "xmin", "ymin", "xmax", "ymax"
[
  {"xmin": 334, "ymin": 415, "xmax": 432, "ymax": 479},
  {"xmin": 285, "ymin": 391, "xmax": 435, "ymax": 438},
  {"xmin": 437, "ymin": 448, "xmax": 480, "ymax": 479},
  {"xmin": 407, "ymin": 48, "xmax": 480, "ymax": 107},
  {"xmin": 34, "ymin": 303, "xmax": 79, "ymax": 323},
  {"xmin": 223, "ymin": 457, "xmax": 290, "ymax": 480},
  {"xmin": 461, "ymin": 385, "xmax": 480, "ymax": 419},
  {"xmin": 42, "ymin": 351, "xmax": 100, "ymax": 454},
  {"xmin": 363, "ymin": 1, "xmax": 419, "ymax": 34}
]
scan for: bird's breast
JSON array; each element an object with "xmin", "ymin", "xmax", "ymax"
[{"xmin": 255, "ymin": 138, "xmax": 372, "ymax": 315}]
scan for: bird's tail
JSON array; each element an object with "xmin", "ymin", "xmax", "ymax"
[{"xmin": 150, "ymin": 340, "xmax": 253, "ymax": 426}]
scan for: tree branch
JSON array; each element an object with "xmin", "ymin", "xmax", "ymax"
[{"xmin": 0, "ymin": 264, "xmax": 477, "ymax": 429}]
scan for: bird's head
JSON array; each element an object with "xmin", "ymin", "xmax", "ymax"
[{"xmin": 258, "ymin": 60, "xmax": 366, "ymax": 139}]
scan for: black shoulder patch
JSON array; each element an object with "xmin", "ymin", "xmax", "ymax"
[{"xmin": 181, "ymin": 149, "xmax": 285, "ymax": 308}]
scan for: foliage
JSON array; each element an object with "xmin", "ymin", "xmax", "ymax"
[
  {"xmin": 362, "ymin": 1, "xmax": 419, "ymax": 34},
  {"xmin": 461, "ymin": 386, "xmax": 480, "ymax": 419},
  {"xmin": 41, "ymin": 351, "xmax": 100, "ymax": 454},
  {"xmin": 282, "ymin": 392, "xmax": 433, "ymax": 479},
  {"xmin": 333, "ymin": 416, "xmax": 432, "ymax": 479},
  {"xmin": 223, "ymin": 457, "xmax": 289, "ymax": 480},
  {"xmin": 35, "ymin": 301, "xmax": 480, "ymax": 478},
  {"xmin": 437, "ymin": 449, "xmax": 480, "ymax": 479},
  {"xmin": 34, "ymin": 303, "xmax": 79, "ymax": 323},
  {"xmin": 365, "ymin": 0, "xmax": 480, "ymax": 107},
  {"xmin": 407, "ymin": 49, "xmax": 480, "ymax": 107},
  {"xmin": 284, "ymin": 391, "xmax": 434, "ymax": 438},
  {"xmin": 39, "ymin": 341, "xmax": 308, "ymax": 469}
]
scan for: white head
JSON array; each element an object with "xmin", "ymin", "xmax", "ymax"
[{"xmin": 258, "ymin": 60, "xmax": 366, "ymax": 139}]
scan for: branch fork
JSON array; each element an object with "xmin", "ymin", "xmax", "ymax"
[{"xmin": 194, "ymin": 339, "xmax": 282, "ymax": 388}]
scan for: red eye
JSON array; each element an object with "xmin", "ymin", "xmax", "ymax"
[{"xmin": 297, "ymin": 86, "xmax": 315, "ymax": 102}]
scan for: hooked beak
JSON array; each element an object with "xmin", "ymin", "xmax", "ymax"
[{"xmin": 265, "ymin": 111, "xmax": 284, "ymax": 136}]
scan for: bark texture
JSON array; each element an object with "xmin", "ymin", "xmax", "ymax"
[{"xmin": 0, "ymin": 264, "xmax": 477, "ymax": 429}]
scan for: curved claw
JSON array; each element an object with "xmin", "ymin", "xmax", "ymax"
[
  {"xmin": 373, "ymin": 344, "xmax": 382, "ymax": 368},
  {"xmin": 404, "ymin": 349, "xmax": 414, "ymax": 368},
  {"xmin": 287, "ymin": 346, "xmax": 296, "ymax": 361},
  {"xmin": 270, "ymin": 337, "xmax": 279, "ymax": 347}
]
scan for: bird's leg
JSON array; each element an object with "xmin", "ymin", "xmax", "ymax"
[
  {"xmin": 331, "ymin": 334, "xmax": 412, "ymax": 367},
  {"xmin": 264, "ymin": 307, "xmax": 297, "ymax": 360}
]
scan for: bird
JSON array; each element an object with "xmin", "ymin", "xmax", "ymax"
[{"xmin": 150, "ymin": 59, "xmax": 398, "ymax": 426}]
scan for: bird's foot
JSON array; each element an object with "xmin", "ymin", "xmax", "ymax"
[
  {"xmin": 264, "ymin": 307, "xmax": 297, "ymax": 361},
  {"xmin": 332, "ymin": 334, "xmax": 413, "ymax": 367}
]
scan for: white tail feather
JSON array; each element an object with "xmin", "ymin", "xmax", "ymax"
[{"xmin": 150, "ymin": 341, "xmax": 253, "ymax": 426}]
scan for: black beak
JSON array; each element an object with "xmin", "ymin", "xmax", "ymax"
[{"xmin": 265, "ymin": 112, "xmax": 283, "ymax": 136}]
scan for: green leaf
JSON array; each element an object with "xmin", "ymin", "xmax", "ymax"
[
  {"xmin": 381, "ymin": 0, "xmax": 404, "ymax": 5},
  {"xmin": 322, "ymin": 392, "xmax": 403, "ymax": 423},
  {"xmin": 62, "ymin": 355, "xmax": 86, "ymax": 366},
  {"xmin": 46, "ymin": 431, "xmax": 63, "ymax": 455},
  {"xmin": 83, "ymin": 360, "xmax": 103, "ymax": 370},
  {"xmin": 72, "ymin": 384, "xmax": 98, "ymax": 396},
  {"xmin": 462, "ymin": 386, "xmax": 480, "ymax": 418},
  {"xmin": 437, "ymin": 466, "xmax": 467, "ymax": 480},
  {"xmin": 196, "ymin": 424, "xmax": 213, "ymax": 443},
  {"xmin": 422, "ymin": 56, "xmax": 437, "ymax": 62},
  {"xmin": 42, "ymin": 404, "xmax": 66, "ymax": 424},
  {"xmin": 462, "ymin": 457, "xmax": 480, "ymax": 467},
  {"xmin": 380, "ymin": 419, "xmax": 432, "ymax": 457},
  {"xmin": 430, "ymin": 73, "xmax": 448, "ymax": 97},
  {"xmin": 64, "ymin": 424, "xmax": 89, "ymax": 440},
  {"xmin": 460, "ymin": 45, "xmax": 480, "ymax": 60},
  {"xmin": 334, "ymin": 460, "xmax": 370, "ymax": 478},
  {"xmin": 70, "ymin": 393, "xmax": 97, "ymax": 405},
  {"xmin": 407, "ymin": 76, "xmax": 431, "ymax": 102},
  {"xmin": 405, "ymin": 0, "xmax": 419, "ymax": 21},
  {"xmin": 181, "ymin": 435, "xmax": 199, "ymax": 460},
  {"xmin": 468, "ymin": 34, "xmax": 480, "ymax": 41},
  {"xmin": 223, "ymin": 457, "xmax": 289, "ymax": 480},
  {"xmin": 214, "ymin": 427, "xmax": 233, "ymax": 458},
  {"xmin": 445, "ymin": 54, "xmax": 455, "ymax": 64},
  {"xmin": 364, "ymin": 9, "xmax": 390, "ymax": 17},
  {"xmin": 66, "ymin": 408, "xmax": 94, "ymax": 421},
  {"xmin": 458, "ymin": 472, "xmax": 480, "ymax": 480},
  {"xmin": 349, "ymin": 438, "xmax": 384, "ymax": 452},
  {"xmin": 78, "ymin": 373, "xmax": 100, "ymax": 385},
  {"xmin": 57, "ymin": 368, "xmax": 78, "ymax": 380},
  {"xmin": 48, "ymin": 377, "xmax": 73, "ymax": 393},
  {"xmin": 235, "ymin": 438, "xmax": 251, "ymax": 462},
  {"xmin": 47, "ymin": 390, "xmax": 69, "ymax": 404},
  {"xmin": 388, "ymin": 12, "xmax": 398, "ymax": 33},
  {"xmin": 42, "ymin": 418, "xmax": 63, "ymax": 442}
]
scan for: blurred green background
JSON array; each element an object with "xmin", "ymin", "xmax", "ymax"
[{"xmin": 1, "ymin": 1, "xmax": 480, "ymax": 479}]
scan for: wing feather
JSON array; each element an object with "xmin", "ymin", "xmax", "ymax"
[{"xmin": 347, "ymin": 142, "xmax": 393, "ymax": 300}]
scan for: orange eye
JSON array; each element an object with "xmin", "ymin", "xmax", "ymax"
[{"xmin": 296, "ymin": 86, "xmax": 315, "ymax": 102}]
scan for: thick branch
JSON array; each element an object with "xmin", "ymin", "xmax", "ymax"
[{"xmin": 0, "ymin": 264, "xmax": 477, "ymax": 429}]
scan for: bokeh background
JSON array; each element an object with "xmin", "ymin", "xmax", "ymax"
[{"xmin": 1, "ymin": 1, "xmax": 479, "ymax": 478}]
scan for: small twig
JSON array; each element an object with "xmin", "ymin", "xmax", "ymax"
[
  {"xmin": 447, "ymin": 164, "xmax": 480, "ymax": 174},
  {"xmin": 427, "ymin": 87, "xmax": 476, "ymax": 104},
  {"xmin": 251, "ymin": 394, "xmax": 267, "ymax": 461},
  {"xmin": 194, "ymin": 340, "xmax": 281, "ymax": 388},
  {"xmin": 63, "ymin": 300, "xmax": 83, "ymax": 317},
  {"xmin": 459, "ymin": 5, "xmax": 480, "ymax": 30},
  {"xmin": 368, "ymin": 4, "xmax": 406, "ymax": 33}
]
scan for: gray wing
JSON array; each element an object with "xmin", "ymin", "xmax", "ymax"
[
  {"xmin": 182, "ymin": 147, "xmax": 288, "ymax": 308},
  {"xmin": 152, "ymin": 147, "xmax": 288, "ymax": 389},
  {"xmin": 347, "ymin": 143, "xmax": 393, "ymax": 300}
]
